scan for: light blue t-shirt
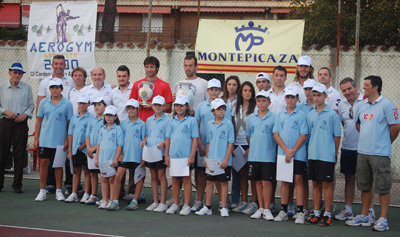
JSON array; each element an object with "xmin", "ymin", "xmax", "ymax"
[
  {"xmin": 354, "ymin": 96, "xmax": 399, "ymax": 158},
  {"xmin": 307, "ymin": 105, "xmax": 342, "ymax": 163},
  {"xmin": 273, "ymin": 108, "xmax": 308, "ymax": 162},
  {"xmin": 298, "ymin": 101, "xmax": 314, "ymax": 114},
  {"xmin": 206, "ymin": 119, "xmax": 234, "ymax": 166},
  {"xmin": 37, "ymin": 96, "xmax": 73, "ymax": 148},
  {"xmin": 68, "ymin": 112, "xmax": 94, "ymax": 155},
  {"xmin": 97, "ymin": 124, "xmax": 124, "ymax": 164},
  {"xmin": 166, "ymin": 115, "xmax": 199, "ymax": 159},
  {"xmin": 195, "ymin": 99, "xmax": 231, "ymax": 146},
  {"xmin": 246, "ymin": 111, "xmax": 277, "ymax": 163},
  {"xmin": 121, "ymin": 118, "xmax": 146, "ymax": 163},
  {"xmin": 146, "ymin": 113, "xmax": 170, "ymax": 154},
  {"xmin": 86, "ymin": 116, "xmax": 104, "ymax": 148}
]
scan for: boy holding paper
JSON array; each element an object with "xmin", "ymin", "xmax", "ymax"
[
  {"xmin": 195, "ymin": 98, "xmax": 234, "ymax": 217},
  {"xmin": 65, "ymin": 95, "xmax": 94, "ymax": 203},
  {"xmin": 245, "ymin": 90, "xmax": 276, "ymax": 220},
  {"xmin": 34, "ymin": 78, "xmax": 74, "ymax": 202},
  {"xmin": 272, "ymin": 87, "xmax": 308, "ymax": 224},
  {"xmin": 306, "ymin": 83, "xmax": 341, "ymax": 226},
  {"xmin": 108, "ymin": 99, "xmax": 146, "ymax": 211}
]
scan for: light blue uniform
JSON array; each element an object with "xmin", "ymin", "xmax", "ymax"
[
  {"xmin": 146, "ymin": 113, "xmax": 170, "ymax": 154},
  {"xmin": 195, "ymin": 100, "xmax": 231, "ymax": 146},
  {"xmin": 37, "ymin": 97, "xmax": 73, "ymax": 148},
  {"xmin": 86, "ymin": 116, "xmax": 104, "ymax": 148},
  {"xmin": 273, "ymin": 108, "xmax": 308, "ymax": 162},
  {"xmin": 68, "ymin": 112, "xmax": 94, "ymax": 155},
  {"xmin": 298, "ymin": 101, "xmax": 314, "ymax": 114},
  {"xmin": 246, "ymin": 112, "xmax": 277, "ymax": 163},
  {"xmin": 307, "ymin": 105, "xmax": 341, "ymax": 163},
  {"xmin": 354, "ymin": 96, "xmax": 399, "ymax": 157},
  {"xmin": 166, "ymin": 115, "xmax": 199, "ymax": 158},
  {"xmin": 97, "ymin": 124, "xmax": 124, "ymax": 164},
  {"xmin": 121, "ymin": 119, "xmax": 146, "ymax": 163},
  {"xmin": 206, "ymin": 119, "xmax": 234, "ymax": 166}
]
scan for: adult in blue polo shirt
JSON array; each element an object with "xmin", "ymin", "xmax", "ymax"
[{"xmin": 346, "ymin": 75, "xmax": 400, "ymax": 231}]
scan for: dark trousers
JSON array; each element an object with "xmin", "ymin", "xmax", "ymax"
[
  {"xmin": 119, "ymin": 168, "xmax": 135, "ymax": 197},
  {"xmin": 0, "ymin": 119, "xmax": 28, "ymax": 190}
]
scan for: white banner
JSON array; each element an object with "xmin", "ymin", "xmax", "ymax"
[{"xmin": 27, "ymin": 1, "xmax": 97, "ymax": 79}]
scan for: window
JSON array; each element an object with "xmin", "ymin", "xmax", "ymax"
[
  {"xmin": 142, "ymin": 14, "xmax": 163, "ymax": 33},
  {"xmin": 97, "ymin": 13, "xmax": 119, "ymax": 32}
]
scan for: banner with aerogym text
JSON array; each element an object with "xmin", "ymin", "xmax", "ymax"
[
  {"xmin": 27, "ymin": 1, "xmax": 97, "ymax": 79},
  {"xmin": 195, "ymin": 19, "xmax": 304, "ymax": 74}
]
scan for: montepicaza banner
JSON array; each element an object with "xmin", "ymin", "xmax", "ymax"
[
  {"xmin": 27, "ymin": 1, "xmax": 97, "ymax": 79},
  {"xmin": 195, "ymin": 19, "xmax": 304, "ymax": 74}
]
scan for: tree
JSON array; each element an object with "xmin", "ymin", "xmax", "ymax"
[
  {"xmin": 99, "ymin": 0, "xmax": 117, "ymax": 43},
  {"xmin": 286, "ymin": 0, "xmax": 400, "ymax": 47}
]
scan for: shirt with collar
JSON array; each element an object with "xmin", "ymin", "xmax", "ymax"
[
  {"xmin": 85, "ymin": 83, "xmax": 113, "ymax": 115},
  {"xmin": 86, "ymin": 115, "xmax": 104, "ymax": 148},
  {"xmin": 97, "ymin": 123, "xmax": 124, "ymax": 164},
  {"xmin": 206, "ymin": 119, "xmax": 234, "ymax": 166},
  {"xmin": 325, "ymin": 86, "xmax": 342, "ymax": 111},
  {"xmin": 298, "ymin": 101, "xmax": 314, "ymax": 115},
  {"xmin": 69, "ymin": 86, "xmax": 88, "ymax": 115},
  {"xmin": 37, "ymin": 75, "xmax": 74, "ymax": 99},
  {"xmin": 121, "ymin": 118, "xmax": 146, "ymax": 163},
  {"xmin": 111, "ymin": 82, "xmax": 133, "ymax": 121},
  {"xmin": 174, "ymin": 77, "xmax": 209, "ymax": 111},
  {"xmin": 225, "ymin": 95, "xmax": 238, "ymax": 112},
  {"xmin": 267, "ymin": 87, "xmax": 286, "ymax": 114},
  {"xmin": 68, "ymin": 111, "xmax": 94, "ymax": 155},
  {"xmin": 37, "ymin": 96, "xmax": 74, "ymax": 148},
  {"xmin": 246, "ymin": 111, "xmax": 277, "ymax": 163},
  {"xmin": 288, "ymin": 81, "xmax": 307, "ymax": 103},
  {"xmin": 307, "ymin": 105, "xmax": 342, "ymax": 163},
  {"xmin": 338, "ymin": 93, "xmax": 364, "ymax": 150},
  {"xmin": 146, "ymin": 113, "xmax": 170, "ymax": 154},
  {"xmin": 0, "ymin": 80, "xmax": 34, "ymax": 119},
  {"xmin": 354, "ymin": 95, "xmax": 399, "ymax": 157},
  {"xmin": 166, "ymin": 115, "xmax": 199, "ymax": 159}
]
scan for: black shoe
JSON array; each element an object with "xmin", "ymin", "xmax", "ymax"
[
  {"xmin": 306, "ymin": 213, "xmax": 321, "ymax": 225},
  {"xmin": 13, "ymin": 188, "xmax": 23, "ymax": 193},
  {"xmin": 319, "ymin": 215, "xmax": 332, "ymax": 227}
]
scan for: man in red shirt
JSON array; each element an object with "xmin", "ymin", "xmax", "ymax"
[{"xmin": 130, "ymin": 56, "xmax": 172, "ymax": 122}]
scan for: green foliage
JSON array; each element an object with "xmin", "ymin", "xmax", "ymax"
[
  {"xmin": 0, "ymin": 27, "xmax": 27, "ymax": 41},
  {"xmin": 286, "ymin": 0, "xmax": 400, "ymax": 47}
]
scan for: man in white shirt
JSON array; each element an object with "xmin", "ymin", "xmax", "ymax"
[
  {"xmin": 268, "ymin": 66, "xmax": 287, "ymax": 114},
  {"xmin": 69, "ymin": 67, "xmax": 88, "ymax": 114},
  {"xmin": 288, "ymin": 55, "xmax": 314, "ymax": 103},
  {"xmin": 317, "ymin": 67, "xmax": 342, "ymax": 112},
  {"xmin": 111, "ymin": 65, "xmax": 133, "ymax": 121},
  {"xmin": 85, "ymin": 67, "xmax": 113, "ymax": 115}
]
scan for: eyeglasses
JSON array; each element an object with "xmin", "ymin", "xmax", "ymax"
[{"xmin": 349, "ymin": 106, "xmax": 353, "ymax": 119}]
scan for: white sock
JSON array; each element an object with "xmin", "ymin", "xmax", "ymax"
[
  {"xmin": 324, "ymin": 211, "xmax": 332, "ymax": 218},
  {"xmin": 345, "ymin": 205, "xmax": 352, "ymax": 213},
  {"xmin": 40, "ymin": 189, "xmax": 46, "ymax": 193},
  {"xmin": 114, "ymin": 200, "xmax": 119, "ymax": 204},
  {"xmin": 259, "ymin": 208, "xmax": 264, "ymax": 212},
  {"xmin": 242, "ymin": 202, "xmax": 248, "ymax": 205},
  {"xmin": 314, "ymin": 210, "xmax": 321, "ymax": 217},
  {"xmin": 56, "ymin": 189, "xmax": 62, "ymax": 193}
]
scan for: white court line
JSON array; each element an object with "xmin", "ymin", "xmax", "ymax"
[{"xmin": 0, "ymin": 224, "xmax": 125, "ymax": 237}]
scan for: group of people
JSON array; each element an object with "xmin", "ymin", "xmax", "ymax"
[{"xmin": 0, "ymin": 54, "xmax": 398, "ymax": 232}]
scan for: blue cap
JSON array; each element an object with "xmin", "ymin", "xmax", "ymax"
[{"xmin": 9, "ymin": 63, "xmax": 26, "ymax": 73}]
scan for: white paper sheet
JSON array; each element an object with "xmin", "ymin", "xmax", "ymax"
[
  {"xmin": 142, "ymin": 145, "xmax": 163, "ymax": 163},
  {"xmin": 134, "ymin": 165, "xmax": 146, "ymax": 184},
  {"xmin": 232, "ymin": 146, "xmax": 247, "ymax": 172},
  {"xmin": 197, "ymin": 153, "xmax": 205, "ymax": 168},
  {"xmin": 99, "ymin": 160, "xmax": 116, "ymax": 177},
  {"xmin": 169, "ymin": 158, "xmax": 190, "ymax": 177},
  {"xmin": 205, "ymin": 158, "xmax": 225, "ymax": 176},
  {"xmin": 276, "ymin": 154, "xmax": 294, "ymax": 183},
  {"xmin": 52, "ymin": 145, "xmax": 67, "ymax": 168},
  {"xmin": 87, "ymin": 154, "xmax": 99, "ymax": 170}
]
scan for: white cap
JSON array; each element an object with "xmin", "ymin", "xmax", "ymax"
[
  {"xmin": 284, "ymin": 86, "xmax": 299, "ymax": 97},
  {"xmin": 211, "ymin": 98, "xmax": 226, "ymax": 110},
  {"xmin": 255, "ymin": 90, "xmax": 270, "ymax": 99},
  {"xmin": 91, "ymin": 96, "xmax": 106, "ymax": 105},
  {"xmin": 303, "ymin": 79, "xmax": 317, "ymax": 89},
  {"xmin": 173, "ymin": 94, "xmax": 189, "ymax": 105},
  {"xmin": 207, "ymin": 78, "xmax": 221, "ymax": 89},
  {"xmin": 152, "ymin": 95, "xmax": 165, "ymax": 105},
  {"xmin": 256, "ymin": 72, "xmax": 270, "ymax": 82},
  {"xmin": 77, "ymin": 95, "xmax": 90, "ymax": 103},
  {"xmin": 312, "ymin": 83, "xmax": 328, "ymax": 93},
  {"xmin": 298, "ymin": 55, "xmax": 312, "ymax": 66},
  {"xmin": 125, "ymin": 99, "xmax": 139, "ymax": 108},
  {"xmin": 104, "ymin": 105, "xmax": 117, "ymax": 115},
  {"xmin": 48, "ymin": 78, "xmax": 63, "ymax": 88}
]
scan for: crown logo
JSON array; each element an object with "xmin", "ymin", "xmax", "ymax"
[{"xmin": 235, "ymin": 21, "xmax": 268, "ymax": 33}]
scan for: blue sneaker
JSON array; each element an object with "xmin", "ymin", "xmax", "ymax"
[
  {"xmin": 127, "ymin": 199, "xmax": 138, "ymax": 210},
  {"xmin": 346, "ymin": 215, "xmax": 371, "ymax": 227},
  {"xmin": 373, "ymin": 217, "xmax": 389, "ymax": 232},
  {"xmin": 108, "ymin": 200, "xmax": 120, "ymax": 211}
]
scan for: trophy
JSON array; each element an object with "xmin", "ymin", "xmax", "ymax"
[
  {"xmin": 138, "ymin": 81, "xmax": 155, "ymax": 106},
  {"xmin": 176, "ymin": 81, "xmax": 196, "ymax": 105}
]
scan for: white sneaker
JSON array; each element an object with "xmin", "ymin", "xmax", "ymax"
[
  {"xmin": 196, "ymin": 206, "xmax": 212, "ymax": 216},
  {"xmin": 230, "ymin": 203, "xmax": 238, "ymax": 209},
  {"xmin": 166, "ymin": 204, "xmax": 179, "ymax": 214},
  {"xmin": 190, "ymin": 201, "xmax": 203, "ymax": 212},
  {"xmin": 232, "ymin": 202, "xmax": 247, "ymax": 213},
  {"xmin": 55, "ymin": 191, "xmax": 65, "ymax": 201},
  {"xmin": 166, "ymin": 198, "xmax": 174, "ymax": 207},
  {"xmin": 335, "ymin": 208, "xmax": 354, "ymax": 221},
  {"xmin": 368, "ymin": 210, "xmax": 376, "ymax": 225},
  {"xmin": 242, "ymin": 202, "xmax": 258, "ymax": 215},
  {"xmin": 179, "ymin": 204, "xmax": 191, "ymax": 216},
  {"xmin": 35, "ymin": 191, "xmax": 47, "ymax": 202},
  {"xmin": 65, "ymin": 193, "xmax": 78, "ymax": 203},
  {"xmin": 263, "ymin": 209, "xmax": 274, "ymax": 221},
  {"xmin": 251, "ymin": 208, "xmax": 264, "ymax": 219},
  {"xmin": 98, "ymin": 200, "xmax": 109, "ymax": 209},
  {"xmin": 220, "ymin": 207, "xmax": 229, "ymax": 217},
  {"xmin": 274, "ymin": 210, "xmax": 288, "ymax": 222},
  {"xmin": 97, "ymin": 199, "xmax": 106, "ymax": 207},
  {"xmin": 295, "ymin": 212, "xmax": 305, "ymax": 224},
  {"xmin": 80, "ymin": 193, "xmax": 90, "ymax": 203},
  {"xmin": 153, "ymin": 203, "xmax": 168, "ymax": 212},
  {"xmin": 146, "ymin": 202, "xmax": 159, "ymax": 211}
]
